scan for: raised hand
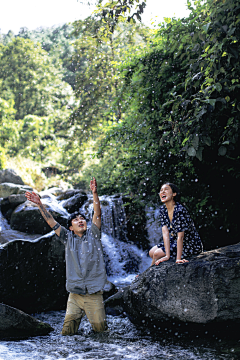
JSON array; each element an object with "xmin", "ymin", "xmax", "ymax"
[
  {"xmin": 25, "ymin": 191, "xmax": 41, "ymax": 205},
  {"xmin": 90, "ymin": 177, "xmax": 97, "ymax": 194}
]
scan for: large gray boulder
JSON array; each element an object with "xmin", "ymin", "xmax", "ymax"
[
  {"xmin": 105, "ymin": 243, "xmax": 240, "ymax": 325},
  {"xmin": 1, "ymin": 194, "xmax": 29, "ymax": 222},
  {"xmin": 0, "ymin": 303, "xmax": 53, "ymax": 338},
  {"xmin": 61, "ymin": 193, "xmax": 88, "ymax": 213},
  {"xmin": 10, "ymin": 198, "xmax": 69, "ymax": 234},
  {"xmin": 0, "ymin": 169, "xmax": 24, "ymax": 185},
  {"xmin": 0, "ymin": 183, "xmax": 32, "ymax": 198},
  {"xmin": 0, "ymin": 233, "xmax": 67, "ymax": 314},
  {"xmin": 56, "ymin": 189, "xmax": 87, "ymax": 201}
]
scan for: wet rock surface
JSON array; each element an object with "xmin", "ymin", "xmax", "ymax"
[
  {"xmin": 105, "ymin": 243, "xmax": 240, "ymax": 325},
  {"xmin": 10, "ymin": 199, "xmax": 69, "ymax": 234},
  {"xmin": 61, "ymin": 193, "xmax": 88, "ymax": 213},
  {"xmin": 0, "ymin": 233, "xmax": 67, "ymax": 314},
  {"xmin": 0, "ymin": 169, "xmax": 24, "ymax": 185},
  {"xmin": 0, "ymin": 182, "xmax": 33, "ymax": 198},
  {"xmin": 1, "ymin": 194, "xmax": 29, "ymax": 222},
  {"xmin": 0, "ymin": 303, "xmax": 53, "ymax": 338},
  {"xmin": 56, "ymin": 189, "xmax": 87, "ymax": 201}
]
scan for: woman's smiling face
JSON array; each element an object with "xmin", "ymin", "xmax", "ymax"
[{"xmin": 159, "ymin": 184, "xmax": 177, "ymax": 203}]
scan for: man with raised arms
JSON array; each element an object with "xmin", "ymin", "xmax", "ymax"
[{"xmin": 25, "ymin": 177, "xmax": 108, "ymax": 335}]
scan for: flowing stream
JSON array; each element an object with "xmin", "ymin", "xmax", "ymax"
[
  {"xmin": 0, "ymin": 311, "xmax": 239, "ymax": 360},
  {"xmin": 0, "ymin": 194, "xmax": 239, "ymax": 359}
]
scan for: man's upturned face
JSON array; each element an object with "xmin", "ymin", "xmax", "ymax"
[{"xmin": 69, "ymin": 215, "xmax": 87, "ymax": 234}]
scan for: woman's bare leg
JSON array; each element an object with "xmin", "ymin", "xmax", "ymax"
[
  {"xmin": 149, "ymin": 246, "xmax": 166, "ymax": 266},
  {"xmin": 152, "ymin": 248, "xmax": 166, "ymax": 265}
]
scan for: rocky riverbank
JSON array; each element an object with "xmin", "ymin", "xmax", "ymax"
[{"xmin": 105, "ymin": 242, "xmax": 240, "ymax": 328}]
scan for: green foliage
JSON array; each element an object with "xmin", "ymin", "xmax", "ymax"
[
  {"xmin": 0, "ymin": 36, "xmax": 77, "ymax": 169},
  {"xmin": 0, "ymin": 0, "xmax": 239, "ymax": 251},
  {"xmin": 0, "ymin": 97, "xmax": 18, "ymax": 154},
  {"xmin": 68, "ymin": 16, "xmax": 150, "ymax": 148},
  {"xmin": 0, "ymin": 146, "xmax": 6, "ymax": 170},
  {"xmin": 98, "ymin": 0, "xmax": 240, "ymax": 249},
  {"xmin": 0, "ymin": 30, "xmax": 15, "ymax": 45},
  {"xmin": 72, "ymin": 137, "xmax": 125, "ymax": 193},
  {"xmin": 0, "ymin": 95, "xmax": 69, "ymax": 164},
  {"xmin": 0, "ymin": 37, "xmax": 73, "ymax": 120},
  {"xmin": 6, "ymin": 155, "xmax": 71, "ymax": 191},
  {"xmin": 16, "ymin": 24, "xmax": 77, "ymax": 88},
  {"xmin": 94, "ymin": 0, "xmax": 146, "ymax": 34}
]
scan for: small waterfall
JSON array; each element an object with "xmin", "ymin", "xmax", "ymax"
[
  {"xmin": 81, "ymin": 195, "xmax": 149, "ymax": 285},
  {"xmin": 145, "ymin": 206, "xmax": 163, "ymax": 247},
  {"xmin": 0, "ymin": 192, "xmax": 149, "ymax": 285},
  {"xmin": 0, "ymin": 198, "xmax": 11, "ymax": 231}
]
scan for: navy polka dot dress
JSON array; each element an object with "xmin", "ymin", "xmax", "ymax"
[{"xmin": 157, "ymin": 202, "xmax": 203, "ymax": 259}]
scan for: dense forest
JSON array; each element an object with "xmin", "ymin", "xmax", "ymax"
[{"xmin": 0, "ymin": 0, "xmax": 239, "ymax": 250}]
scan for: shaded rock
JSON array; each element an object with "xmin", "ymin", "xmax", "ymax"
[
  {"xmin": 61, "ymin": 193, "xmax": 88, "ymax": 213},
  {"xmin": 0, "ymin": 229, "xmax": 42, "ymax": 245},
  {"xmin": 0, "ymin": 233, "xmax": 68, "ymax": 313},
  {"xmin": 0, "ymin": 183, "xmax": 32, "ymax": 198},
  {"xmin": 1, "ymin": 194, "xmax": 28, "ymax": 222},
  {"xmin": 0, "ymin": 169, "xmax": 24, "ymax": 185},
  {"xmin": 105, "ymin": 243, "xmax": 240, "ymax": 325},
  {"xmin": 103, "ymin": 281, "xmax": 117, "ymax": 301},
  {"xmin": 105, "ymin": 286, "xmax": 129, "ymax": 316},
  {"xmin": 56, "ymin": 189, "xmax": 87, "ymax": 201},
  {"xmin": 10, "ymin": 199, "xmax": 69, "ymax": 234},
  {"xmin": 0, "ymin": 303, "xmax": 53, "ymax": 338}
]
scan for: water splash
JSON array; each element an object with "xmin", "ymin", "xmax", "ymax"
[
  {"xmin": 0, "ymin": 208, "xmax": 11, "ymax": 231},
  {"xmin": 81, "ymin": 195, "xmax": 149, "ymax": 284}
]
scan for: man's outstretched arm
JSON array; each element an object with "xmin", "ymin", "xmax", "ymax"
[
  {"xmin": 25, "ymin": 191, "xmax": 61, "ymax": 236},
  {"xmin": 90, "ymin": 177, "xmax": 101, "ymax": 230}
]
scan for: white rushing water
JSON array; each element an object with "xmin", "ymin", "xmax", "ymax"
[
  {"xmin": 80, "ymin": 195, "xmax": 150, "ymax": 283},
  {"xmin": 0, "ymin": 311, "xmax": 238, "ymax": 360},
  {"xmin": 0, "ymin": 209, "xmax": 11, "ymax": 231}
]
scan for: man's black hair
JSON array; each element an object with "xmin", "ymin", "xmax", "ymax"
[{"xmin": 67, "ymin": 211, "xmax": 87, "ymax": 229}]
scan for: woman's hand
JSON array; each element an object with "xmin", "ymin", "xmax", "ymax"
[
  {"xmin": 155, "ymin": 256, "xmax": 170, "ymax": 265},
  {"xmin": 176, "ymin": 259, "xmax": 189, "ymax": 264},
  {"xmin": 25, "ymin": 191, "xmax": 41, "ymax": 205}
]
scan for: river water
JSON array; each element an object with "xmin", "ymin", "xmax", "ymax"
[
  {"xmin": 0, "ymin": 194, "xmax": 239, "ymax": 359},
  {"xmin": 0, "ymin": 308, "xmax": 239, "ymax": 360}
]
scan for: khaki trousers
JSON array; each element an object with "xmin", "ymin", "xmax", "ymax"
[{"xmin": 61, "ymin": 291, "xmax": 107, "ymax": 335}]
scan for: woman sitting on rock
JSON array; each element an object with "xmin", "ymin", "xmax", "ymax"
[{"xmin": 149, "ymin": 183, "xmax": 203, "ymax": 265}]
